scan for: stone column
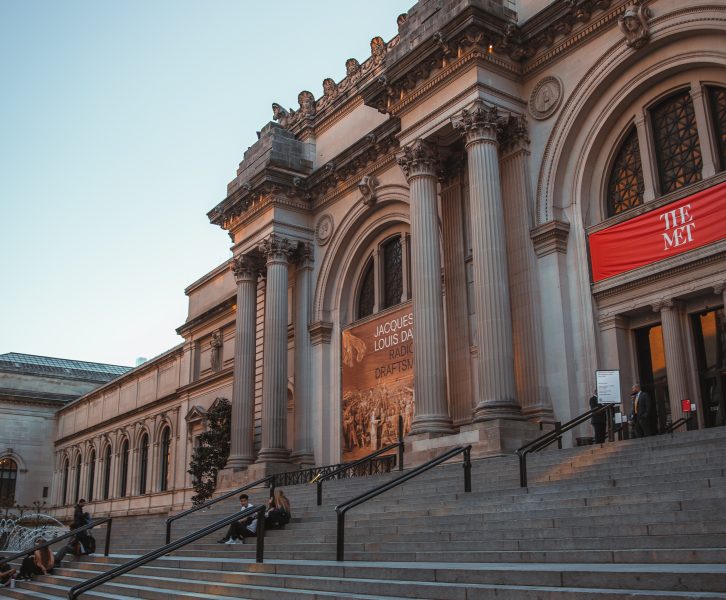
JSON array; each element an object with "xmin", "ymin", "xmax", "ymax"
[
  {"xmin": 292, "ymin": 244, "xmax": 314, "ymax": 465},
  {"xmin": 452, "ymin": 99, "xmax": 521, "ymax": 421},
  {"xmin": 634, "ymin": 113, "xmax": 657, "ymax": 203},
  {"xmin": 690, "ymin": 84, "xmax": 718, "ymax": 179},
  {"xmin": 256, "ymin": 235, "xmax": 294, "ymax": 464},
  {"xmin": 654, "ymin": 299, "xmax": 690, "ymax": 423},
  {"xmin": 440, "ymin": 155, "xmax": 473, "ymax": 425},
  {"xmin": 226, "ymin": 254, "xmax": 259, "ymax": 468},
  {"xmin": 396, "ymin": 139, "xmax": 454, "ymax": 434},
  {"xmin": 499, "ymin": 116, "xmax": 551, "ymax": 419}
]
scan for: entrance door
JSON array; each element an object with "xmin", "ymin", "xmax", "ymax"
[
  {"xmin": 634, "ymin": 324, "xmax": 671, "ymax": 433},
  {"xmin": 692, "ymin": 308, "xmax": 726, "ymax": 428}
]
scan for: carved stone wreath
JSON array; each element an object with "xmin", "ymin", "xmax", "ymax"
[
  {"xmin": 315, "ymin": 214, "xmax": 334, "ymax": 246},
  {"xmin": 528, "ymin": 76, "xmax": 563, "ymax": 120}
]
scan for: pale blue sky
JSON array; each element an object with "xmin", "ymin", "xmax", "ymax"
[{"xmin": 0, "ymin": 0, "xmax": 412, "ymax": 367}]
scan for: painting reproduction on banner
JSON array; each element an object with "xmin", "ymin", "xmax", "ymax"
[{"xmin": 341, "ymin": 302, "xmax": 414, "ymax": 461}]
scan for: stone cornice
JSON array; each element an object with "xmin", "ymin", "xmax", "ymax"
[
  {"xmin": 0, "ymin": 388, "xmax": 70, "ymax": 406},
  {"xmin": 307, "ymin": 119, "xmax": 401, "ymax": 200},
  {"xmin": 176, "ymin": 294, "xmax": 236, "ymax": 337},
  {"xmin": 361, "ymin": 1, "xmax": 624, "ymax": 116},
  {"xmin": 54, "ymin": 392, "xmax": 182, "ymax": 447},
  {"xmin": 531, "ymin": 219, "xmax": 570, "ymax": 257},
  {"xmin": 309, "ymin": 321, "xmax": 333, "ymax": 346}
]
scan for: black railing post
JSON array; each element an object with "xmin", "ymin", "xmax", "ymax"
[
  {"xmin": 463, "ymin": 446, "xmax": 472, "ymax": 493},
  {"xmin": 518, "ymin": 451, "xmax": 527, "ymax": 488},
  {"xmin": 555, "ymin": 422, "xmax": 562, "ymax": 449},
  {"xmin": 165, "ymin": 519, "xmax": 172, "ymax": 545},
  {"xmin": 336, "ymin": 511, "xmax": 345, "ymax": 561},
  {"xmin": 255, "ymin": 507, "xmax": 265, "ymax": 563},
  {"xmin": 398, "ymin": 415, "xmax": 404, "ymax": 471},
  {"xmin": 104, "ymin": 518, "xmax": 112, "ymax": 556},
  {"xmin": 317, "ymin": 480, "xmax": 323, "ymax": 506}
]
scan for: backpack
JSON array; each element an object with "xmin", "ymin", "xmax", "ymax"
[{"xmin": 83, "ymin": 534, "xmax": 96, "ymax": 555}]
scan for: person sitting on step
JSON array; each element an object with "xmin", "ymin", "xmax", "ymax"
[
  {"xmin": 217, "ymin": 493, "xmax": 257, "ymax": 544},
  {"xmin": 265, "ymin": 488, "xmax": 292, "ymax": 529},
  {"xmin": 0, "ymin": 564, "xmax": 17, "ymax": 587},
  {"xmin": 18, "ymin": 538, "xmax": 54, "ymax": 581}
]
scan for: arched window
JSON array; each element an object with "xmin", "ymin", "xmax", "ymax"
[
  {"xmin": 708, "ymin": 86, "xmax": 726, "ymax": 171},
  {"xmin": 87, "ymin": 449, "xmax": 96, "ymax": 502},
  {"xmin": 102, "ymin": 445, "xmax": 112, "ymax": 500},
  {"xmin": 607, "ymin": 126, "xmax": 644, "ymax": 216},
  {"xmin": 74, "ymin": 454, "xmax": 82, "ymax": 503},
  {"xmin": 138, "ymin": 433, "xmax": 149, "ymax": 495},
  {"xmin": 159, "ymin": 427, "xmax": 171, "ymax": 492},
  {"xmin": 62, "ymin": 459, "xmax": 69, "ymax": 505},
  {"xmin": 119, "ymin": 439, "xmax": 129, "ymax": 498},
  {"xmin": 382, "ymin": 236, "xmax": 403, "ymax": 309},
  {"xmin": 0, "ymin": 458, "xmax": 18, "ymax": 505},
  {"xmin": 357, "ymin": 259, "xmax": 375, "ymax": 319},
  {"xmin": 355, "ymin": 231, "xmax": 410, "ymax": 321},
  {"xmin": 651, "ymin": 90, "xmax": 703, "ymax": 194}
]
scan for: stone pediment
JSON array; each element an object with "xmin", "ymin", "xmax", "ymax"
[{"xmin": 184, "ymin": 405, "xmax": 207, "ymax": 425}]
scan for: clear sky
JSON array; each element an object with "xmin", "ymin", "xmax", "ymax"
[{"xmin": 0, "ymin": 0, "xmax": 412, "ymax": 367}]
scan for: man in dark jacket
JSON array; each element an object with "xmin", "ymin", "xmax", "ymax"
[
  {"xmin": 589, "ymin": 391, "xmax": 606, "ymax": 444},
  {"xmin": 630, "ymin": 383, "xmax": 653, "ymax": 437}
]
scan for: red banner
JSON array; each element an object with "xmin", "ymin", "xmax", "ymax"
[{"xmin": 589, "ymin": 181, "xmax": 726, "ymax": 282}]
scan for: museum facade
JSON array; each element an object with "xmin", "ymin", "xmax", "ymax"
[{"xmin": 50, "ymin": 0, "xmax": 726, "ymax": 518}]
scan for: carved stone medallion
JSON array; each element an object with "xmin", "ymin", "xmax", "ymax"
[
  {"xmin": 528, "ymin": 76, "xmax": 563, "ymax": 120},
  {"xmin": 315, "ymin": 214, "xmax": 334, "ymax": 246}
]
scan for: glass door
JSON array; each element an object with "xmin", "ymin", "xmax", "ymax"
[
  {"xmin": 692, "ymin": 308, "xmax": 726, "ymax": 428},
  {"xmin": 634, "ymin": 324, "xmax": 671, "ymax": 433}
]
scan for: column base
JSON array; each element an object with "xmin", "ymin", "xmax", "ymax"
[
  {"xmin": 405, "ymin": 418, "xmax": 541, "ymax": 466},
  {"xmin": 290, "ymin": 451, "xmax": 315, "ymax": 467},
  {"xmin": 473, "ymin": 400, "xmax": 524, "ymax": 422},
  {"xmin": 225, "ymin": 454, "xmax": 255, "ymax": 470},
  {"xmin": 256, "ymin": 447, "xmax": 292, "ymax": 464},
  {"xmin": 409, "ymin": 414, "xmax": 456, "ymax": 435}
]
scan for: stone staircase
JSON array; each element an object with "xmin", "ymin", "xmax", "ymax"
[{"xmin": 3, "ymin": 426, "xmax": 726, "ymax": 599}]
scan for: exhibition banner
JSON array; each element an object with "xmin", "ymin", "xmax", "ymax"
[
  {"xmin": 589, "ymin": 180, "xmax": 726, "ymax": 282},
  {"xmin": 341, "ymin": 302, "xmax": 414, "ymax": 461}
]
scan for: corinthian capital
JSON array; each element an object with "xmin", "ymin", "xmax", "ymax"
[
  {"xmin": 258, "ymin": 234, "xmax": 294, "ymax": 264},
  {"xmin": 652, "ymin": 298, "xmax": 681, "ymax": 312},
  {"xmin": 231, "ymin": 254, "xmax": 260, "ymax": 283},
  {"xmin": 500, "ymin": 115, "xmax": 530, "ymax": 154},
  {"xmin": 451, "ymin": 99, "xmax": 507, "ymax": 145},
  {"xmin": 396, "ymin": 139, "xmax": 440, "ymax": 180}
]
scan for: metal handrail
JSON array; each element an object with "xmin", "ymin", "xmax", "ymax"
[
  {"xmin": 165, "ymin": 475, "xmax": 273, "ymax": 544},
  {"xmin": 0, "ymin": 517, "xmax": 113, "ymax": 569},
  {"xmin": 664, "ymin": 414, "xmax": 694, "ymax": 433},
  {"xmin": 517, "ymin": 404, "xmax": 615, "ymax": 487},
  {"xmin": 538, "ymin": 420, "xmax": 563, "ymax": 449},
  {"xmin": 69, "ymin": 505, "xmax": 266, "ymax": 600},
  {"xmin": 317, "ymin": 415, "xmax": 404, "ymax": 506},
  {"xmin": 334, "ymin": 444, "xmax": 471, "ymax": 561}
]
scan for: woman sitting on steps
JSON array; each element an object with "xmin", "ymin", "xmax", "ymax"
[{"xmin": 265, "ymin": 488, "xmax": 291, "ymax": 529}]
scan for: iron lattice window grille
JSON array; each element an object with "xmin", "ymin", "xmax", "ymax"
[
  {"xmin": 74, "ymin": 455, "xmax": 82, "ymax": 504},
  {"xmin": 159, "ymin": 427, "xmax": 171, "ymax": 492},
  {"xmin": 708, "ymin": 86, "xmax": 726, "ymax": 171},
  {"xmin": 87, "ymin": 450, "xmax": 95, "ymax": 502},
  {"xmin": 382, "ymin": 236, "xmax": 403, "ymax": 309},
  {"xmin": 0, "ymin": 457, "xmax": 18, "ymax": 506},
  {"xmin": 651, "ymin": 90, "xmax": 703, "ymax": 194},
  {"xmin": 103, "ymin": 445, "xmax": 112, "ymax": 500},
  {"xmin": 119, "ymin": 440, "xmax": 129, "ymax": 498},
  {"xmin": 357, "ymin": 259, "xmax": 375, "ymax": 319},
  {"xmin": 138, "ymin": 434, "xmax": 149, "ymax": 495},
  {"xmin": 607, "ymin": 126, "xmax": 645, "ymax": 216}
]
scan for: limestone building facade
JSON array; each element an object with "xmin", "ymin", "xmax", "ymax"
[
  {"xmin": 0, "ymin": 353, "xmax": 129, "ymax": 508},
  {"xmin": 51, "ymin": 0, "xmax": 726, "ymax": 517}
]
